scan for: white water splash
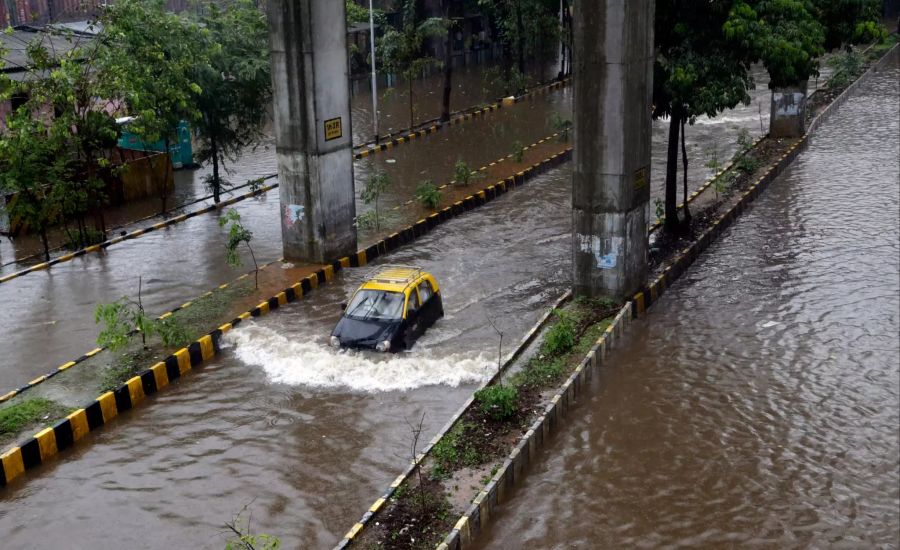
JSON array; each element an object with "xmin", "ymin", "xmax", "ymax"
[{"xmin": 223, "ymin": 323, "xmax": 492, "ymax": 392}]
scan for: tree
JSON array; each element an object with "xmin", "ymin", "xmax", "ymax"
[
  {"xmin": 377, "ymin": 0, "xmax": 446, "ymax": 129},
  {"xmin": 440, "ymin": 0, "xmax": 455, "ymax": 122},
  {"xmin": 653, "ymin": 0, "xmax": 755, "ymax": 233},
  {"xmin": 360, "ymin": 169, "xmax": 391, "ymax": 231},
  {"xmin": 219, "ymin": 209, "xmax": 259, "ymax": 289},
  {"xmin": 0, "ymin": 112, "xmax": 69, "ymax": 260},
  {"xmin": 95, "ymin": 277, "xmax": 188, "ymax": 351},
  {"xmin": 191, "ymin": 0, "xmax": 271, "ymax": 204},
  {"xmin": 97, "ymin": 0, "xmax": 207, "ymax": 214}
]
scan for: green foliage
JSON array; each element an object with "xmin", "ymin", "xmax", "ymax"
[
  {"xmin": 736, "ymin": 154, "xmax": 761, "ymax": 174},
  {"xmin": 736, "ymin": 128, "xmax": 755, "ymax": 153},
  {"xmin": 430, "ymin": 421, "xmax": 483, "ymax": 479},
  {"xmin": 482, "ymin": 65, "xmax": 528, "ymax": 97},
  {"xmin": 0, "ymin": 398, "xmax": 64, "ymax": 437},
  {"xmin": 474, "ymin": 384, "xmax": 519, "ymax": 421},
  {"xmin": 361, "ymin": 170, "xmax": 391, "ymax": 231},
  {"xmin": 225, "ymin": 511, "xmax": 281, "ymax": 550},
  {"xmin": 477, "ymin": 0, "xmax": 560, "ymax": 86},
  {"xmin": 511, "ymin": 140, "xmax": 525, "ymax": 162},
  {"xmin": 549, "ymin": 112, "xmax": 572, "ymax": 142},
  {"xmin": 540, "ymin": 310, "xmax": 576, "ymax": 356},
  {"xmin": 95, "ymin": 288, "xmax": 189, "ymax": 352},
  {"xmin": 415, "ymin": 180, "xmax": 441, "ymax": 210},
  {"xmin": 219, "ymin": 209, "xmax": 259, "ymax": 288},
  {"xmin": 191, "ymin": 0, "xmax": 272, "ymax": 203},
  {"xmin": 654, "ymin": 198, "xmax": 665, "ymax": 222},
  {"xmin": 827, "ymin": 47, "xmax": 865, "ymax": 88},
  {"xmin": 453, "ymin": 159, "xmax": 481, "ymax": 186}
]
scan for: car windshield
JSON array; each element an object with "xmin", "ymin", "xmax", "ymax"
[{"xmin": 345, "ymin": 289, "xmax": 405, "ymax": 321}]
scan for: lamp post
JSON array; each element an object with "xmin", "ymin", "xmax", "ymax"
[{"xmin": 368, "ymin": 0, "xmax": 379, "ymax": 143}]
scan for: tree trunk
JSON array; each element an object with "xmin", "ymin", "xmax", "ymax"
[
  {"xmin": 40, "ymin": 227, "xmax": 50, "ymax": 262},
  {"xmin": 681, "ymin": 118, "xmax": 691, "ymax": 224},
  {"xmin": 515, "ymin": 4, "xmax": 525, "ymax": 78},
  {"xmin": 211, "ymin": 133, "xmax": 221, "ymax": 203},
  {"xmin": 664, "ymin": 112, "xmax": 681, "ymax": 233},
  {"xmin": 160, "ymin": 136, "xmax": 172, "ymax": 214},
  {"xmin": 440, "ymin": 15, "xmax": 453, "ymax": 122},
  {"xmin": 408, "ymin": 78, "xmax": 415, "ymax": 129}
]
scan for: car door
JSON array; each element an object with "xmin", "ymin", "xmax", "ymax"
[
  {"xmin": 416, "ymin": 279, "xmax": 439, "ymax": 329},
  {"xmin": 402, "ymin": 289, "xmax": 422, "ymax": 348}
]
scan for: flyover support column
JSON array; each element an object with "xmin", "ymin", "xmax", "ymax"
[
  {"xmin": 268, "ymin": 0, "xmax": 356, "ymax": 263},
  {"xmin": 572, "ymin": 0, "xmax": 654, "ymax": 299}
]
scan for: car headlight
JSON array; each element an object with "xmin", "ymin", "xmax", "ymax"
[
  {"xmin": 330, "ymin": 336, "xmax": 341, "ymax": 348},
  {"xmin": 375, "ymin": 340, "xmax": 391, "ymax": 352}
]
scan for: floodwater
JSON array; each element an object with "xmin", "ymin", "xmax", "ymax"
[
  {"xmin": 0, "ymin": 168, "xmax": 573, "ymax": 549},
  {"xmin": 474, "ymin": 53, "xmax": 900, "ymax": 548},
  {"xmin": 0, "ymin": 63, "xmax": 799, "ymax": 392}
]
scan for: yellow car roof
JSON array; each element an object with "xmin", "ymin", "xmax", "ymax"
[{"xmin": 359, "ymin": 265, "xmax": 432, "ymax": 293}]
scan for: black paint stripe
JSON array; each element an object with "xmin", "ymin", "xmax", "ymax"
[
  {"xmin": 315, "ymin": 270, "xmax": 326, "ymax": 284},
  {"xmin": 187, "ymin": 342, "xmax": 203, "ymax": 366},
  {"xmin": 250, "ymin": 307, "xmax": 262, "ymax": 317},
  {"xmin": 165, "ymin": 355, "xmax": 181, "ymax": 381},
  {"xmin": 114, "ymin": 384, "xmax": 133, "ymax": 412},
  {"xmin": 20, "ymin": 439, "xmax": 41, "ymax": 469},
  {"xmin": 85, "ymin": 401, "xmax": 104, "ymax": 430},
  {"xmin": 301, "ymin": 278, "xmax": 312, "ymax": 293},
  {"xmin": 52, "ymin": 418, "xmax": 74, "ymax": 452},
  {"xmin": 267, "ymin": 296, "xmax": 279, "ymax": 311},
  {"xmin": 285, "ymin": 287, "xmax": 296, "ymax": 302},
  {"xmin": 210, "ymin": 329, "xmax": 223, "ymax": 352},
  {"xmin": 140, "ymin": 369, "xmax": 158, "ymax": 396}
]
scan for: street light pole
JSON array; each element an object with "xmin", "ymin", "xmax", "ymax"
[{"xmin": 368, "ymin": 0, "xmax": 379, "ymax": 143}]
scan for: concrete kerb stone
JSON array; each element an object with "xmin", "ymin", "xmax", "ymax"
[
  {"xmin": 352, "ymin": 78, "xmax": 572, "ymax": 161},
  {"xmin": 434, "ymin": 45, "xmax": 898, "ymax": 547},
  {"xmin": 0, "ymin": 180, "xmax": 280, "ymax": 286},
  {"xmin": 0, "ymin": 148, "xmax": 576, "ymax": 490}
]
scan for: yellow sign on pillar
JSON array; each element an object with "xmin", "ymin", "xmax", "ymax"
[{"xmin": 325, "ymin": 117, "xmax": 343, "ymax": 141}]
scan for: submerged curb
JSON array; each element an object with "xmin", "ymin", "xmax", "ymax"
[
  {"xmin": 433, "ymin": 43, "xmax": 899, "ymax": 550},
  {"xmin": 0, "ymin": 148, "xmax": 574, "ymax": 489},
  {"xmin": 353, "ymin": 78, "xmax": 570, "ymax": 161},
  {"xmin": 0, "ymin": 178, "xmax": 279, "ymax": 286}
]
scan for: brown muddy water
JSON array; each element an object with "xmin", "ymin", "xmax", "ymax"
[{"xmin": 473, "ymin": 54, "xmax": 900, "ymax": 549}]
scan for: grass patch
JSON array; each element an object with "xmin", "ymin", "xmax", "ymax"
[
  {"xmin": 430, "ymin": 421, "xmax": 485, "ymax": 480},
  {"xmin": 99, "ymin": 348, "xmax": 160, "ymax": 392},
  {"xmin": 171, "ymin": 279, "xmax": 255, "ymax": 342},
  {"xmin": 0, "ymin": 398, "xmax": 73, "ymax": 446}
]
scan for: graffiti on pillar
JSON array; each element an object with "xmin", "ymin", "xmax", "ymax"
[
  {"xmin": 773, "ymin": 92, "xmax": 804, "ymax": 116},
  {"xmin": 283, "ymin": 204, "xmax": 305, "ymax": 228},
  {"xmin": 577, "ymin": 234, "xmax": 623, "ymax": 269}
]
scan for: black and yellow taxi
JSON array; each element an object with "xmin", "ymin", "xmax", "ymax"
[{"xmin": 330, "ymin": 265, "xmax": 444, "ymax": 352}]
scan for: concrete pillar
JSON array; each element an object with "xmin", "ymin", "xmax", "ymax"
[
  {"xmin": 268, "ymin": 0, "xmax": 357, "ymax": 263},
  {"xmin": 572, "ymin": 0, "xmax": 654, "ymax": 300},
  {"xmin": 769, "ymin": 82, "xmax": 808, "ymax": 138}
]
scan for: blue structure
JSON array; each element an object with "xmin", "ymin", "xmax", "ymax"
[{"xmin": 117, "ymin": 119, "xmax": 195, "ymax": 169}]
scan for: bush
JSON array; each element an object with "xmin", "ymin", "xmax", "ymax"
[
  {"xmin": 540, "ymin": 310, "xmax": 576, "ymax": 356},
  {"xmin": 475, "ymin": 384, "xmax": 518, "ymax": 421},
  {"xmin": 511, "ymin": 140, "xmax": 525, "ymax": 162},
  {"xmin": 415, "ymin": 180, "xmax": 441, "ymax": 210},
  {"xmin": 454, "ymin": 159, "xmax": 474, "ymax": 186},
  {"xmin": 735, "ymin": 154, "xmax": 761, "ymax": 174}
]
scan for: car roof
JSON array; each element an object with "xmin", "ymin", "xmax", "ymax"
[{"xmin": 359, "ymin": 265, "xmax": 433, "ymax": 293}]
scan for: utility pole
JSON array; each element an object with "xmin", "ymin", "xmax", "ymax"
[
  {"xmin": 368, "ymin": 0, "xmax": 379, "ymax": 143},
  {"xmin": 572, "ymin": 0, "xmax": 654, "ymax": 299}
]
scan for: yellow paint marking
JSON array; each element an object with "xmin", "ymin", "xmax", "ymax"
[
  {"xmin": 323, "ymin": 264, "xmax": 334, "ymax": 281},
  {"xmin": 126, "ymin": 377, "xmax": 145, "ymax": 407},
  {"xmin": 198, "ymin": 335, "xmax": 215, "ymax": 360},
  {"xmin": 28, "ymin": 375, "xmax": 47, "ymax": 386},
  {"xmin": 85, "ymin": 347, "xmax": 103, "ymax": 358},
  {"xmin": 238, "ymin": 312, "xmax": 251, "ymax": 321},
  {"xmin": 339, "ymin": 257, "xmax": 350, "ymax": 268},
  {"xmin": 97, "ymin": 391, "xmax": 118, "ymax": 423},
  {"xmin": 308, "ymin": 275, "xmax": 318, "ymax": 289},
  {"xmin": 454, "ymin": 516, "xmax": 470, "ymax": 531},
  {"xmin": 174, "ymin": 348, "xmax": 192, "ymax": 375},
  {"xmin": 396, "ymin": 136, "xmax": 405, "ymax": 144},
  {"xmin": 344, "ymin": 523, "xmax": 364, "ymax": 540},
  {"xmin": 84, "ymin": 245, "xmax": 101, "ymax": 253},
  {"xmin": 152, "ymin": 222, "xmax": 167, "ymax": 230},
  {"xmin": 370, "ymin": 498, "xmax": 386, "ymax": 513},
  {"xmin": 292, "ymin": 282, "xmax": 304, "ymax": 297},
  {"xmin": 256, "ymin": 301, "xmax": 270, "ymax": 315},
  {"xmin": 390, "ymin": 474, "xmax": 405, "ymax": 488},
  {"xmin": 218, "ymin": 323, "xmax": 233, "ymax": 334},
  {"xmin": 0, "ymin": 390, "xmax": 18, "ymax": 402},
  {"xmin": 219, "ymin": 283, "xmax": 229, "ymax": 290},
  {"xmin": 57, "ymin": 253, "xmax": 75, "ymax": 262},
  {"xmin": 34, "ymin": 428, "xmax": 57, "ymax": 461},
  {"xmin": 180, "ymin": 301, "xmax": 192, "ymax": 309},
  {"xmin": 1, "ymin": 448, "xmax": 25, "ymax": 483},
  {"xmin": 151, "ymin": 362, "xmax": 169, "ymax": 391},
  {"xmin": 32, "ymin": 262, "xmax": 49, "ymax": 272},
  {"xmin": 159, "ymin": 312, "xmax": 173, "ymax": 319},
  {"xmin": 277, "ymin": 292, "xmax": 288, "ymax": 306},
  {"xmin": 67, "ymin": 409, "xmax": 89, "ymax": 442}
]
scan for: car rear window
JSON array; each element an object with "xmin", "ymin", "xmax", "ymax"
[{"xmin": 345, "ymin": 289, "xmax": 404, "ymax": 321}]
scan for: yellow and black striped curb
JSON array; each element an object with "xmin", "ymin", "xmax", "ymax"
[
  {"xmin": 352, "ymin": 78, "xmax": 571, "ymax": 161},
  {"xmin": 334, "ymin": 290, "xmax": 573, "ymax": 550},
  {"xmin": 0, "ymin": 148, "xmax": 574, "ymax": 489},
  {"xmin": 0, "ymin": 178, "xmax": 279, "ymax": 286},
  {"xmin": 0, "ymin": 258, "xmax": 284, "ymax": 405}
]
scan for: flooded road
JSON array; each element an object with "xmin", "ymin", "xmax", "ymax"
[
  {"xmin": 0, "ymin": 168, "xmax": 573, "ymax": 549},
  {"xmin": 0, "ymin": 64, "xmax": 802, "ymax": 392},
  {"xmin": 474, "ymin": 54, "xmax": 900, "ymax": 548}
]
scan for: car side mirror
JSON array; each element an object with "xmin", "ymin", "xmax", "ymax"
[{"xmin": 340, "ymin": 302, "xmax": 347, "ymax": 311}]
